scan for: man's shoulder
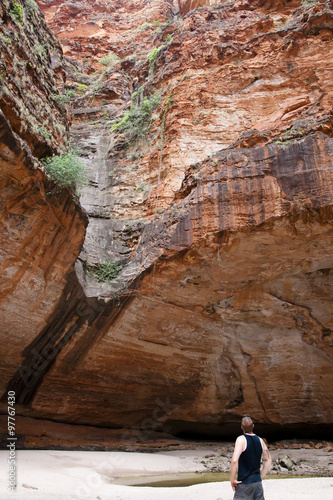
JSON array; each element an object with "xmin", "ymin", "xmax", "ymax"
[{"xmin": 235, "ymin": 435, "xmax": 246, "ymax": 448}]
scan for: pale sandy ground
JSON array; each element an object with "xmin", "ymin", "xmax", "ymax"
[{"xmin": 0, "ymin": 450, "xmax": 332, "ymax": 500}]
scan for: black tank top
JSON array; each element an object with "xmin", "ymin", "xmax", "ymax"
[{"xmin": 237, "ymin": 434, "xmax": 262, "ymax": 484}]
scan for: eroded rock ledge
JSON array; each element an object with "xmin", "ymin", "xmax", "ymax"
[
  {"xmin": 0, "ymin": 1, "xmax": 87, "ymax": 413},
  {"xmin": 4, "ymin": 133, "xmax": 332, "ymax": 439},
  {"xmin": 0, "ymin": 0, "xmax": 332, "ymax": 444}
]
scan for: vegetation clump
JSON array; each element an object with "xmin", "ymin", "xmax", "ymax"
[
  {"xmin": 10, "ymin": 2, "xmax": 24, "ymax": 23},
  {"xmin": 37, "ymin": 125, "xmax": 52, "ymax": 139},
  {"xmin": 110, "ymin": 86, "xmax": 161, "ymax": 142},
  {"xmin": 41, "ymin": 149, "xmax": 87, "ymax": 194},
  {"xmin": 148, "ymin": 35, "xmax": 173, "ymax": 77},
  {"xmin": 148, "ymin": 45, "xmax": 164, "ymax": 75},
  {"xmin": 53, "ymin": 89, "xmax": 77, "ymax": 106},
  {"xmin": 88, "ymin": 261, "xmax": 123, "ymax": 283},
  {"xmin": 138, "ymin": 20, "xmax": 169, "ymax": 32},
  {"xmin": 99, "ymin": 51, "xmax": 120, "ymax": 67}
]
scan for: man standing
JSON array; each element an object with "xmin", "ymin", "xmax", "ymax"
[{"xmin": 230, "ymin": 415, "xmax": 272, "ymax": 499}]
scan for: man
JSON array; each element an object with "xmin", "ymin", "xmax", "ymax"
[{"xmin": 230, "ymin": 415, "xmax": 272, "ymax": 499}]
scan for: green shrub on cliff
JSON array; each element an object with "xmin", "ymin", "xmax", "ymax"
[
  {"xmin": 53, "ymin": 89, "xmax": 77, "ymax": 106},
  {"xmin": 87, "ymin": 261, "xmax": 123, "ymax": 283},
  {"xmin": 10, "ymin": 3, "xmax": 24, "ymax": 23},
  {"xmin": 148, "ymin": 45, "xmax": 164, "ymax": 76},
  {"xmin": 99, "ymin": 51, "xmax": 120, "ymax": 67},
  {"xmin": 41, "ymin": 149, "xmax": 87, "ymax": 194},
  {"xmin": 110, "ymin": 86, "xmax": 161, "ymax": 142}
]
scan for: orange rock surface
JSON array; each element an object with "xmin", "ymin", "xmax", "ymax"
[
  {"xmin": 0, "ymin": 0, "xmax": 332, "ymax": 443},
  {"xmin": 0, "ymin": 0, "xmax": 87, "ymax": 410}
]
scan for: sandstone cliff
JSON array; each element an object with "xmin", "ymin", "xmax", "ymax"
[
  {"xmin": 0, "ymin": 0, "xmax": 332, "ymax": 446},
  {"xmin": 0, "ymin": 0, "xmax": 87, "ymax": 415}
]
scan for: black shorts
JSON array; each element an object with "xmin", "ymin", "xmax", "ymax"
[{"xmin": 233, "ymin": 481, "xmax": 265, "ymax": 500}]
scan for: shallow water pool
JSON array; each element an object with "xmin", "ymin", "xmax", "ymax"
[{"xmin": 113, "ymin": 472, "xmax": 306, "ymax": 488}]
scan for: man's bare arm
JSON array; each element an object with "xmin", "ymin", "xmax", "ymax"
[
  {"xmin": 230, "ymin": 436, "xmax": 245, "ymax": 491},
  {"xmin": 260, "ymin": 439, "xmax": 272, "ymax": 479}
]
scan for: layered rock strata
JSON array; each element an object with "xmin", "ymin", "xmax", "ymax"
[
  {"xmin": 0, "ymin": 1, "xmax": 87, "ymax": 406},
  {"xmin": 0, "ymin": 0, "xmax": 67, "ymax": 156},
  {"xmin": 14, "ymin": 133, "xmax": 333, "ymax": 438},
  {"xmin": 0, "ymin": 0, "xmax": 332, "ymax": 443}
]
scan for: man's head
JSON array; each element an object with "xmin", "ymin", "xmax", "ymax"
[{"xmin": 241, "ymin": 415, "xmax": 254, "ymax": 433}]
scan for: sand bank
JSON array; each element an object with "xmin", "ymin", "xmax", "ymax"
[{"xmin": 0, "ymin": 449, "xmax": 332, "ymax": 499}]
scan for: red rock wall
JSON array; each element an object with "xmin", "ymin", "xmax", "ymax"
[
  {"xmin": 0, "ymin": 1, "xmax": 87, "ymax": 408},
  {"xmin": 19, "ymin": 133, "xmax": 333, "ymax": 435},
  {"xmin": 179, "ymin": 0, "xmax": 215, "ymax": 16},
  {"xmin": 0, "ymin": 0, "xmax": 332, "ymax": 443},
  {"xmin": 0, "ymin": 0, "xmax": 67, "ymax": 156}
]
